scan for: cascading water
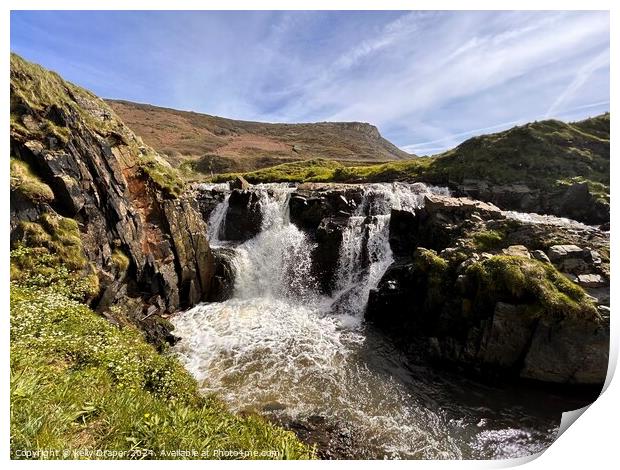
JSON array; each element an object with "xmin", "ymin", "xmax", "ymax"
[{"xmin": 172, "ymin": 182, "xmax": 563, "ymax": 459}]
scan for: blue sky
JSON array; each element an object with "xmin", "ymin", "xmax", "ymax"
[{"xmin": 11, "ymin": 10, "xmax": 609, "ymax": 155}]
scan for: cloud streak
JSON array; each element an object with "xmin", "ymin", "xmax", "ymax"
[{"xmin": 10, "ymin": 10, "xmax": 610, "ymax": 154}]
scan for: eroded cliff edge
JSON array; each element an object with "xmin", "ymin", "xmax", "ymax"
[{"xmin": 10, "ymin": 54, "xmax": 217, "ymax": 347}]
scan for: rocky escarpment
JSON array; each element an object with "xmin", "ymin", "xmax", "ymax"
[
  {"xmin": 367, "ymin": 195, "xmax": 609, "ymax": 386},
  {"xmin": 10, "ymin": 54, "xmax": 218, "ymax": 348}
]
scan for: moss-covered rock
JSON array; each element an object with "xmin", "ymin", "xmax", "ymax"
[
  {"xmin": 10, "ymin": 158, "xmax": 54, "ymax": 202},
  {"xmin": 465, "ymin": 255, "xmax": 598, "ymax": 321}
]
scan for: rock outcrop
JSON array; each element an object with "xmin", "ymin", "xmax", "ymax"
[
  {"xmin": 10, "ymin": 54, "xmax": 217, "ymax": 347},
  {"xmin": 455, "ymin": 179, "xmax": 609, "ymax": 225},
  {"xmin": 367, "ymin": 194, "xmax": 610, "ymax": 386}
]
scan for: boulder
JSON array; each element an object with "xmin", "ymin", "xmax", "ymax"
[
  {"xmin": 547, "ymin": 244, "xmax": 584, "ymax": 262},
  {"xmin": 223, "ymin": 189, "xmax": 263, "ymax": 241},
  {"xmin": 229, "ymin": 175, "xmax": 250, "ymax": 190},
  {"xmin": 424, "ymin": 195, "xmax": 503, "ymax": 220},
  {"xmin": 501, "ymin": 245, "xmax": 530, "ymax": 258},
  {"xmin": 577, "ymin": 274, "xmax": 606, "ymax": 288},
  {"xmin": 521, "ymin": 316, "xmax": 609, "ymax": 384}
]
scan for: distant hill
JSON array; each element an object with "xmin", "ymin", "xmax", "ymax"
[
  {"xmin": 210, "ymin": 114, "xmax": 610, "ymax": 224},
  {"xmin": 106, "ymin": 99, "xmax": 411, "ymax": 173}
]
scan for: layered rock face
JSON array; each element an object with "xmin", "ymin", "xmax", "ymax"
[
  {"xmin": 455, "ymin": 179, "xmax": 609, "ymax": 225},
  {"xmin": 10, "ymin": 54, "xmax": 216, "ymax": 347},
  {"xmin": 366, "ymin": 194, "xmax": 610, "ymax": 385}
]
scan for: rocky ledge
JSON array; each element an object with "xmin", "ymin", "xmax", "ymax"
[
  {"xmin": 367, "ymin": 194, "xmax": 609, "ymax": 386},
  {"xmin": 193, "ymin": 179, "xmax": 610, "ymax": 387}
]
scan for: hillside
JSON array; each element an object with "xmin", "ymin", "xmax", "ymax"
[
  {"xmin": 106, "ymin": 99, "xmax": 411, "ymax": 173},
  {"xmin": 210, "ymin": 114, "xmax": 610, "ymax": 224}
]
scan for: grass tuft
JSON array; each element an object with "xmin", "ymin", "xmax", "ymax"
[
  {"xmin": 466, "ymin": 255, "xmax": 598, "ymax": 321},
  {"xmin": 10, "ymin": 158, "xmax": 55, "ymax": 202}
]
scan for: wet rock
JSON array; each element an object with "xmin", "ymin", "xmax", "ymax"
[
  {"xmin": 223, "ymin": 189, "xmax": 263, "ymax": 241},
  {"xmin": 289, "ymin": 195, "xmax": 331, "ymax": 231},
  {"xmin": 191, "ymin": 185, "xmax": 226, "ymax": 221},
  {"xmin": 388, "ymin": 209, "xmax": 418, "ymax": 258},
  {"xmin": 271, "ymin": 415, "xmax": 368, "ymax": 460},
  {"xmin": 289, "ymin": 185, "xmax": 363, "ymax": 232},
  {"xmin": 313, "ymin": 217, "xmax": 348, "ymax": 294},
  {"xmin": 229, "ymin": 175, "xmax": 250, "ymax": 190},
  {"xmin": 208, "ymin": 247, "xmax": 236, "ymax": 301}
]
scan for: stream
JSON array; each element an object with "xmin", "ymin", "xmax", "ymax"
[{"xmin": 172, "ymin": 183, "xmax": 587, "ymax": 459}]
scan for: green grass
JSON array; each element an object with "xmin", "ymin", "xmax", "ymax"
[
  {"xmin": 466, "ymin": 255, "xmax": 598, "ymax": 321},
  {"xmin": 12, "ymin": 213, "xmax": 100, "ymax": 301},
  {"xmin": 210, "ymin": 158, "xmax": 344, "ymax": 184},
  {"xmin": 10, "ymin": 158, "xmax": 55, "ymax": 202},
  {"xmin": 10, "ymin": 211, "xmax": 314, "ymax": 459},
  {"xmin": 111, "ymin": 248, "xmax": 130, "ymax": 273},
  {"xmin": 10, "ymin": 283, "xmax": 314, "ymax": 460}
]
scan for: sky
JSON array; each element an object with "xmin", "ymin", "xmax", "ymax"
[{"xmin": 10, "ymin": 10, "xmax": 610, "ymax": 155}]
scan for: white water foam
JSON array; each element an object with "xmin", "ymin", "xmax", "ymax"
[{"xmin": 172, "ymin": 182, "xmax": 558, "ymax": 458}]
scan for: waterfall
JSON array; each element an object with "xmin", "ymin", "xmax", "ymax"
[
  {"xmin": 207, "ymin": 194, "xmax": 230, "ymax": 244},
  {"xmin": 172, "ymin": 182, "xmax": 480, "ymax": 459},
  {"xmin": 330, "ymin": 183, "xmax": 450, "ymax": 316},
  {"xmin": 228, "ymin": 188, "xmax": 318, "ymax": 300},
  {"xmin": 171, "ymin": 182, "xmax": 564, "ymax": 458}
]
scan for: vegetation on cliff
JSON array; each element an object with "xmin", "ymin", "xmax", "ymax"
[
  {"xmin": 10, "ymin": 158, "xmax": 55, "ymax": 202},
  {"xmin": 466, "ymin": 255, "xmax": 598, "ymax": 321},
  {"xmin": 10, "ymin": 53, "xmax": 185, "ymax": 199}
]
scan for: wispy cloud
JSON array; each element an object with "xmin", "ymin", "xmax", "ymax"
[{"xmin": 11, "ymin": 11, "xmax": 609, "ymax": 153}]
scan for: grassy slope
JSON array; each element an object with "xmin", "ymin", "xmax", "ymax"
[
  {"xmin": 208, "ymin": 114, "xmax": 610, "ymax": 202},
  {"xmin": 107, "ymin": 99, "xmax": 412, "ymax": 166},
  {"xmin": 10, "ymin": 219, "xmax": 313, "ymax": 461},
  {"xmin": 10, "ymin": 271, "xmax": 312, "ymax": 459},
  {"xmin": 10, "ymin": 53, "xmax": 313, "ymax": 459}
]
